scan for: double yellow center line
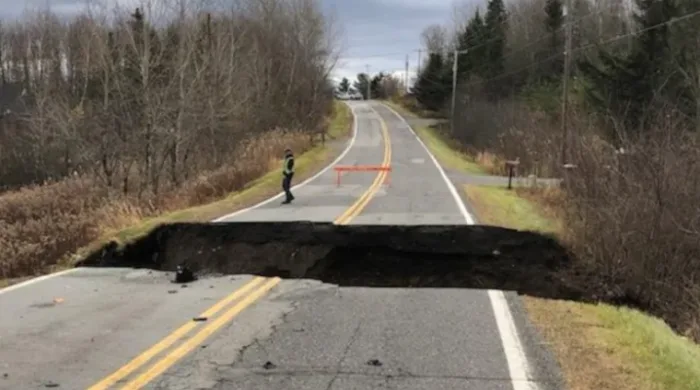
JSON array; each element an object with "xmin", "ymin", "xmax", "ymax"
[
  {"xmin": 88, "ymin": 277, "xmax": 280, "ymax": 390},
  {"xmin": 88, "ymin": 110, "xmax": 392, "ymax": 389},
  {"xmin": 334, "ymin": 113, "xmax": 391, "ymax": 225}
]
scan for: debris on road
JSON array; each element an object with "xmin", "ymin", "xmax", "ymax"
[
  {"xmin": 168, "ymin": 290, "xmax": 178, "ymax": 294},
  {"xmin": 367, "ymin": 359, "xmax": 383, "ymax": 367},
  {"xmin": 44, "ymin": 381, "xmax": 59, "ymax": 387},
  {"xmin": 192, "ymin": 317, "xmax": 208, "ymax": 322},
  {"xmin": 174, "ymin": 265, "xmax": 196, "ymax": 283}
]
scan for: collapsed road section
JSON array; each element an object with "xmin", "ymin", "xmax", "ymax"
[{"xmin": 78, "ymin": 222, "xmax": 585, "ymax": 300}]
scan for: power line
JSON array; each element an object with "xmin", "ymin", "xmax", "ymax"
[{"xmin": 459, "ymin": 7, "xmax": 700, "ymax": 89}]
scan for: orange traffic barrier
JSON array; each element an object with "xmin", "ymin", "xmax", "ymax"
[{"xmin": 333, "ymin": 165, "xmax": 391, "ymax": 187}]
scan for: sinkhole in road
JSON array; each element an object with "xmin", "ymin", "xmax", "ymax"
[{"xmin": 78, "ymin": 222, "xmax": 586, "ymax": 300}]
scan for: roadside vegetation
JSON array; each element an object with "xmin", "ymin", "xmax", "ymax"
[
  {"xmin": 0, "ymin": 0, "xmax": 348, "ymax": 282},
  {"xmin": 386, "ymin": 0, "xmax": 700, "ymax": 386},
  {"xmin": 400, "ymin": 0, "xmax": 700, "ymax": 342},
  {"xmin": 463, "ymin": 184, "xmax": 700, "ymax": 390}
]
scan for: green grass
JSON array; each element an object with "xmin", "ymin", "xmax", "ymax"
[
  {"xmin": 414, "ymin": 126, "xmax": 486, "ymax": 174},
  {"xmin": 463, "ymin": 185, "xmax": 560, "ymax": 234},
  {"xmin": 597, "ymin": 305, "xmax": 700, "ymax": 390},
  {"xmin": 464, "ymin": 183, "xmax": 700, "ymax": 390},
  {"xmin": 383, "ymin": 100, "xmax": 486, "ymax": 174}
]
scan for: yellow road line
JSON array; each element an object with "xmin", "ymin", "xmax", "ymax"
[
  {"xmin": 89, "ymin": 109, "xmax": 392, "ymax": 389},
  {"xmin": 120, "ymin": 277, "xmax": 282, "ymax": 390},
  {"xmin": 86, "ymin": 276, "xmax": 267, "ymax": 390},
  {"xmin": 334, "ymin": 114, "xmax": 392, "ymax": 225}
]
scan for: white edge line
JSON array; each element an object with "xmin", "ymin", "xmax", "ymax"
[
  {"xmin": 379, "ymin": 103, "xmax": 475, "ymax": 225},
  {"xmin": 380, "ymin": 102, "xmax": 538, "ymax": 390},
  {"xmin": 212, "ymin": 101, "xmax": 360, "ymax": 222},
  {"xmin": 0, "ymin": 268, "xmax": 82, "ymax": 295},
  {"xmin": 0, "ymin": 102, "xmax": 361, "ymax": 295}
]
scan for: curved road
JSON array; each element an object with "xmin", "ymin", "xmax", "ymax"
[{"xmin": 0, "ymin": 101, "xmax": 562, "ymax": 390}]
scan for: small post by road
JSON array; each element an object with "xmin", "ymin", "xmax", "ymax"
[
  {"xmin": 451, "ymin": 49, "xmax": 458, "ymax": 133},
  {"xmin": 505, "ymin": 159, "xmax": 520, "ymax": 190}
]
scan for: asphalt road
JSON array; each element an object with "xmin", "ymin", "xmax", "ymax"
[{"xmin": 0, "ymin": 101, "xmax": 563, "ymax": 390}]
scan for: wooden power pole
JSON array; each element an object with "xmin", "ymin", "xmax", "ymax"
[{"xmin": 560, "ymin": 0, "xmax": 574, "ymax": 166}]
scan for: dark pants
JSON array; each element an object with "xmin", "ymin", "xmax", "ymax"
[{"xmin": 282, "ymin": 173, "xmax": 294, "ymax": 202}]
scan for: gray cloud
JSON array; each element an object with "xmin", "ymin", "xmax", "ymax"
[{"xmin": 0, "ymin": 0, "xmax": 460, "ymax": 86}]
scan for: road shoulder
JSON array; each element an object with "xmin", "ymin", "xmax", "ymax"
[{"xmin": 463, "ymin": 184, "xmax": 700, "ymax": 390}]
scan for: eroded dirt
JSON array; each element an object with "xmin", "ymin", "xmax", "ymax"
[{"xmin": 77, "ymin": 222, "xmax": 586, "ymax": 300}]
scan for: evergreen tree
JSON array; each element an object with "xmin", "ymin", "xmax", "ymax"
[
  {"xmin": 371, "ymin": 72, "xmax": 386, "ymax": 98},
  {"xmin": 540, "ymin": 0, "xmax": 564, "ymax": 79},
  {"xmin": 339, "ymin": 77, "xmax": 350, "ymax": 93},
  {"xmin": 354, "ymin": 73, "xmax": 370, "ymax": 99},
  {"xmin": 579, "ymin": 0, "xmax": 679, "ymax": 138},
  {"xmin": 483, "ymin": 0, "xmax": 508, "ymax": 97},
  {"xmin": 484, "ymin": 0, "xmax": 507, "ymax": 75},
  {"xmin": 456, "ymin": 9, "xmax": 487, "ymax": 81},
  {"xmin": 413, "ymin": 53, "xmax": 450, "ymax": 111}
]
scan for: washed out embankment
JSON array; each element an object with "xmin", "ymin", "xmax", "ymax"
[{"xmin": 78, "ymin": 222, "xmax": 585, "ymax": 300}]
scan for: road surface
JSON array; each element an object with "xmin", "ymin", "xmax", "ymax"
[{"xmin": 0, "ymin": 101, "xmax": 562, "ymax": 390}]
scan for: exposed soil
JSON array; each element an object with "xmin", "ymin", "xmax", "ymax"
[{"xmin": 77, "ymin": 222, "xmax": 599, "ymax": 302}]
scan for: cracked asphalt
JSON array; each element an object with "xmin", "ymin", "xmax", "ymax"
[{"xmin": 0, "ymin": 101, "xmax": 563, "ymax": 390}]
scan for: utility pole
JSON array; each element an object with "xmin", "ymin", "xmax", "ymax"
[
  {"xmin": 417, "ymin": 49, "xmax": 422, "ymax": 74},
  {"xmin": 451, "ymin": 49, "xmax": 459, "ymax": 132},
  {"xmin": 405, "ymin": 54, "xmax": 410, "ymax": 94},
  {"xmin": 561, "ymin": 0, "xmax": 573, "ymax": 166},
  {"xmin": 365, "ymin": 64, "xmax": 371, "ymax": 100}
]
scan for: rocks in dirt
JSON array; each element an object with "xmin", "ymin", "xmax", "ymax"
[
  {"xmin": 263, "ymin": 361, "xmax": 276, "ymax": 370},
  {"xmin": 366, "ymin": 359, "xmax": 383, "ymax": 367},
  {"xmin": 174, "ymin": 265, "xmax": 196, "ymax": 283}
]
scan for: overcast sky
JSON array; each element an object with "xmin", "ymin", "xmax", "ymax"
[
  {"xmin": 3, "ymin": 0, "xmax": 471, "ymax": 85},
  {"xmin": 323, "ymin": 0, "xmax": 459, "ymax": 85}
]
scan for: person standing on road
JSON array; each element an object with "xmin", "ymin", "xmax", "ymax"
[{"xmin": 281, "ymin": 148, "xmax": 295, "ymax": 204}]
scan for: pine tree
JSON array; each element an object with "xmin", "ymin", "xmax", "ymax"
[
  {"xmin": 483, "ymin": 0, "xmax": 508, "ymax": 98},
  {"xmin": 456, "ymin": 9, "xmax": 487, "ymax": 81},
  {"xmin": 540, "ymin": 0, "xmax": 564, "ymax": 79},
  {"xmin": 579, "ymin": 0, "xmax": 679, "ymax": 138},
  {"xmin": 484, "ymin": 0, "xmax": 507, "ymax": 76},
  {"xmin": 413, "ymin": 53, "xmax": 450, "ymax": 111},
  {"xmin": 339, "ymin": 77, "xmax": 350, "ymax": 93},
  {"xmin": 354, "ymin": 73, "xmax": 370, "ymax": 99}
]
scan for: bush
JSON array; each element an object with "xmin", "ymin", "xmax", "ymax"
[{"xmin": 564, "ymin": 117, "xmax": 700, "ymax": 340}]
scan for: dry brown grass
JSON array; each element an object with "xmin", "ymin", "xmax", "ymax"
[
  {"xmin": 524, "ymin": 298, "xmax": 651, "ymax": 390},
  {"xmin": 0, "ymin": 128, "xmax": 330, "ymax": 281}
]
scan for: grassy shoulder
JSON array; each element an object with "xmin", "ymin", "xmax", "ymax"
[
  {"xmin": 463, "ymin": 184, "xmax": 700, "ymax": 390},
  {"xmin": 383, "ymin": 100, "xmax": 486, "ymax": 174}
]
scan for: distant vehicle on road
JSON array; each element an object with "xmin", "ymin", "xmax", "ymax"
[
  {"xmin": 349, "ymin": 91, "xmax": 363, "ymax": 100},
  {"xmin": 334, "ymin": 89, "xmax": 364, "ymax": 100}
]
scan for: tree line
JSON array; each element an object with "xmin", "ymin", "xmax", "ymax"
[
  {"xmin": 0, "ymin": 0, "xmax": 337, "ymax": 193},
  {"xmin": 336, "ymin": 72, "xmax": 402, "ymax": 100},
  {"xmin": 412, "ymin": 0, "xmax": 700, "ymax": 145}
]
